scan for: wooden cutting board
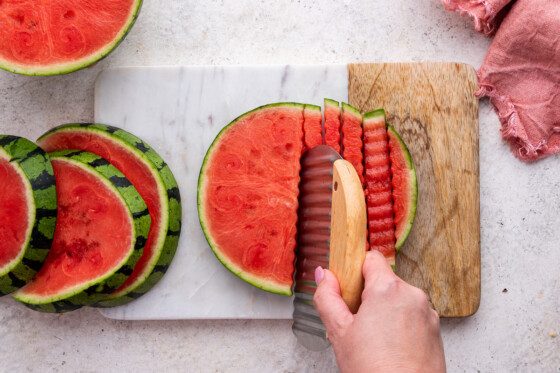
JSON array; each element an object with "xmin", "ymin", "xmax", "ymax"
[{"xmin": 349, "ymin": 62, "xmax": 480, "ymax": 317}]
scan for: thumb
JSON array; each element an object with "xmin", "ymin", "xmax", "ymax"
[{"xmin": 313, "ymin": 267, "xmax": 353, "ymax": 336}]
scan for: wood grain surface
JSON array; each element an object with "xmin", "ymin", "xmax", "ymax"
[{"xmin": 348, "ymin": 62, "xmax": 480, "ymax": 317}]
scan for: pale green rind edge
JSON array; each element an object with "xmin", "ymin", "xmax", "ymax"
[
  {"xmin": 0, "ymin": 0, "xmax": 143, "ymax": 76},
  {"xmin": 197, "ymin": 102, "xmax": 306, "ymax": 297},
  {"xmin": 13, "ymin": 150, "xmax": 149, "ymax": 313},
  {"xmin": 387, "ymin": 124, "xmax": 418, "ymax": 250}
]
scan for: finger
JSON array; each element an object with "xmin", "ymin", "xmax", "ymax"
[
  {"xmin": 362, "ymin": 250, "xmax": 395, "ymax": 284},
  {"xmin": 361, "ymin": 250, "xmax": 401, "ymax": 303},
  {"xmin": 313, "ymin": 267, "xmax": 353, "ymax": 335}
]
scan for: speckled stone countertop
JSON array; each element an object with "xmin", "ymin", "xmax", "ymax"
[{"xmin": 1, "ymin": 1, "xmax": 559, "ymax": 372}]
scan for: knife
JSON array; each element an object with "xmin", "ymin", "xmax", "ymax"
[{"xmin": 292, "ymin": 145, "xmax": 368, "ymax": 350}]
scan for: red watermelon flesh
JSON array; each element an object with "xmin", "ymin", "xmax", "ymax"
[
  {"xmin": 21, "ymin": 158, "xmax": 132, "ymax": 297},
  {"xmin": 0, "ymin": 156, "xmax": 31, "ymax": 268},
  {"xmin": 38, "ymin": 130, "xmax": 162, "ymax": 298},
  {"xmin": 323, "ymin": 99, "xmax": 341, "ymax": 153},
  {"xmin": 341, "ymin": 102, "xmax": 365, "ymax": 185},
  {"xmin": 302, "ymin": 104, "xmax": 323, "ymax": 152},
  {"xmin": 363, "ymin": 109, "xmax": 396, "ymax": 266},
  {"xmin": 199, "ymin": 103, "xmax": 304, "ymax": 295},
  {"xmin": 0, "ymin": 0, "xmax": 141, "ymax": 74}
]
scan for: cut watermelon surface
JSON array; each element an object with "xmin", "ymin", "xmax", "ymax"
[
  {"xmin": 0, "ymin": 0, "xmax": 142, "ymax": 75},
  {"xmin": 13, "ymin": 150, "xmax": 149, "ymax": 313},
  {"xmin": 363, "ymin": 109, "xmax": 396, "ymax": 266},
  {"xmin": 198, "ymin": 103, "xmax": 304, "ymax": 296},
  {"xmin": 0, "ymin": 136, "xmax": 56, "ymax": 296},
  {"xmin": 37, "ymin": 124, "xmax": 181, "ymax": 307},
  {"xmin": 323, "ymin": 99, "xmax": 341, "ymax": 153},
  {"xmin": 341, "ymin": 102, "xmax": 365, "ymax": 185},
  {"xmin": 302, "ymin": 104, "xmax": 323, "ymax": 152}
]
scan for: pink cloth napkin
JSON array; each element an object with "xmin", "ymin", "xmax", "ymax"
[
  {"xmin": 443, "ymin": 0, "xmax": 560, "ymax": 161},
  {"xmin": 441, "ymin": 0, "xmax": 513, "ymax": 35}
]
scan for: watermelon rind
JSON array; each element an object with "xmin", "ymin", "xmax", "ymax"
[
  {"xmin": 341, "ymin": 102, "xmax": 361, "ymax": 118},
  {"xmin": 198, "ymin": 102, "xmax": 305, "ymax": 296},
  {"xmin": 363, "ymin": 108, "xmax": 386, "ymax": 122},
  {"xmin": 13, "ymin": 150, "xmax": 150, "ymax": 313},
  {"xmin": 387, "ymin": 124, "xmax": 418, "ymax": 250},
  {"xmin": 37, "ymin": 123, "xmax": 181, "ymax": 307},
  {"xmin": 0, "ymin": 136, "xmax": 56, "ymax": 296},
  {"xmin": 0, "ymin": 1, "xmax": 143, "ymax": 76},
  {"xmin": 324, "ymin": 98, "xmax": 339, "ymax": 108}
]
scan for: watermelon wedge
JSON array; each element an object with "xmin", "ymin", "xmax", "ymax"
[
  {"xmin": 341, "ymin": 102, "xmax": 364, "ymax": 185},
  {"xmin": 323, "ymin": 99, "xmax": 341, "ymax": 153},
  {"xmin": 302, "ymin": 104, "xmax": 323, "ymax": 152},
  {"xmin": 0, "ymin": 136, "xmax": 56, "ymax": 296},
  {"xmin": 388, "ymin": 124, "xmax": 418, "ymax": 249},
  {"xmin": 37, "ymin": 124, "xmax": 181, "ymax": 307},
  {"xmin": 198, "ymin": 103, "xmax": 304, "ymax": 296},
  {"xmin": 0, "ymin": 0, "xmax": 142, "ymax": 75},
  {"xmin": 363, "ymin": 109, "xmax": 396, "ymax": 267},
  {"xmin": 13, "ymin": 150, "xmax": 150, "ymax": 313}
]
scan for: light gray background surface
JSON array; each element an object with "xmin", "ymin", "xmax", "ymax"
[{"xmin": 1, "ymin": 1, "xmax": 559, "ymax": 372}]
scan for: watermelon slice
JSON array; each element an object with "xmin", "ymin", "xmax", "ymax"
[
  {"xmin": 388, "ymin": 124, "xmax": 418, "ymax": 249},
  {"xmin": 341, "ymin": 102, "xmax": 365, "ymax": 185},
  {"xmin": 13, "ymin": 150, "xmax": 150, "ymax": 313},
  {"xmin": 0, "ymin": 0, "xmax": 142, "ymax": 75},
  {"xmin": 37, "ymin": 124, "xmax": 181, "ymax": 307},
  {"xmin": 363, "ymin": 109, "xmax": 396, "ymax": 267},
  {"xmin": 323, "ymin": 99, "xmax": 341, "ymax": 153},
  {"xmin": 302, "ymin": 104, "xmax": 323, "ymax": 152},
  {"xmin": 0, "ymin": 136, "xmax": 56, "ymax": 296},
  {"xmin": 198, "ymin": 103, "xmax": 304, "ymax": 296}
]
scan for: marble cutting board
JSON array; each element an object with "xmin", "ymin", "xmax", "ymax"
[{"xmin": 95, "ymin": 65, "xmax": 348, "ymax": 319}]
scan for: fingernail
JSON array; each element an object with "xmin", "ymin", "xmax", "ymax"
[{"xmin": 315, "ymin": 266, "xmax": 324, "ymax": 285}]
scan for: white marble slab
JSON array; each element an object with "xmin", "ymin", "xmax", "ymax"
[{"xmin": 94, "ymin": 65, "xmax": 348, "ymax": 320}]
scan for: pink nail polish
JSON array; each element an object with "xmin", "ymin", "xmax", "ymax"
[{"xmin": 315, "ymin": 266, "xmax": 324, "ymax": 285}]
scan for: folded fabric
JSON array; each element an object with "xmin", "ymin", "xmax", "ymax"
[
  {"xmin": 441, "ymin": 0, "xmax": 514, "ymax": 36},
  {"xmin": 477, "ymin": 0, "xmax": 560, "ymax": 161}
]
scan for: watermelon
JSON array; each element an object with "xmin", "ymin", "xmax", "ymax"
[
  {"xmin": 0, "ymin": 0, "xmax": 142, "ymax": 76},
  {"xmin": 387, "ymin": 124, "xmax": 418, "ymax": 249},
  {"xmin": 0, "ymin": 136, "xmax": 56, "ymax": 296},
  {"xmin": 198, "ymin": 103, "xmax": 304, "ymax": 296},
  {"xmin": 323, "ymin": 99, "xmax": 341, "ymax": 153},
  {"xmin": 341, "ymin": 102, "xmax": 365, "ymax": 185},
  {"xmin": 13, "ymin": 150, "xmax": 150, "ymax": 313},
  {"xmin": 363, "ymin": 109, "xmax": 396, "ymax": 267},
  {"xmin": 302, "ymin": 104, "xmax": 323, "ymax": 152},
  {"xmin": 37, "ymin": 124, "xmax": 181, "ymax": 307}
]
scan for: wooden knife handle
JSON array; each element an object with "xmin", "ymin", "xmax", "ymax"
[{"xmin": 328, "ymin": 159, "xmax": 368, "ymax": 314}]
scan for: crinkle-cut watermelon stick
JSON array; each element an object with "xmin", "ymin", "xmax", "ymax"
[
  {"xmin": 341, "ymin": 102, "xmax": 365, "ymax": 185},
  {"xmin": 323, "ymin": 99, "xmax": 341, "ymax": 153},
  {"xmin": 363, "ymin": 109, "xmax": 396, "ymax": 268},
  {"xmin": 0, "ymin": 136, "xmax": 57, "ymax": 296},
  {"xmin": 302, "ymin": 104, "xmax": 323, "ymax": 152}
]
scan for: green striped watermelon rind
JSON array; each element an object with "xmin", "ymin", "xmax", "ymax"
[
  {"xmin": 387, "ymin": 124, "xmax": 418, "ymax": 250},
  {"xmin": 0, "ymin": 135, "xmax": 56, "ymax": 296},
  {"xmin": 197, "ymin": 102, "xmax": 305, "ymax": 296},
  {"xmin": 13, "ymin": 150, "xmax": 150, "ymax": 313},
  {"xmin": 341, "ymin": 102, "xmax": 361, "ymax": 118},
  {"xmin": 0, "ymin": 1, "xmax": 143, "ymax": 76},
  {"xmin": 324, "ymin": 98, "xmax": 339, "ymax": 108},
  {"xmin": 37, "ymin": 123, "xmax": 182, "ymax": 308}
]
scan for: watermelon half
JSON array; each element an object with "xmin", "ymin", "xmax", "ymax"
[
  {"xmin": 13, "ymin": 150, "xmax": 150, "ymax": 313},
  {"xmin": 37, "ymin": 124, "xmax": 181, "ymax": 307},
  {"xmin": 198, "ymin": 103, "xmax": 305, "ymax": 296},
  {"xmin": 0, "ymin": 0, "xmax": 143, "ymax": 76},
  {"xmin": 0, "ymin": 135, "xmax": 56, "ymax": 296},
  {"xmin": 387, "ymin": 124, "xmax": 417, "ymax": 250}
]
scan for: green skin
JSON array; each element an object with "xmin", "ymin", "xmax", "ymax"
[
  {"xmin": 0, "ymin": 1, "xmax": 143, "ymax": 76},
  {"xmin": 198, "ymin": 102, "xmax": 305, "ymax": 296},
  {"xmin": 12, "ymin": 150, "xmax": 151, "ymax": 313},
  {"xmin": 0, "ymin": 136, "xmax": 57, "ymax": 296},
  {"xmin": 37, "ymin": 123, "xmax": 182, "ymax": 308}
]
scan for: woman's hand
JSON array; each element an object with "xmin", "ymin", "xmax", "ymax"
[{"xmin": 313, "ymin": 250, "xmax": 446, "ymax": 373}]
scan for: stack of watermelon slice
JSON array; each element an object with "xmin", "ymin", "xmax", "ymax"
[
  {"xmin": 198, "ymin": 100, "xmax": 417, "ymax": 296},
  {"xmin": 0, "ymin": 124, "xmax": 181, "ymax": 313}
]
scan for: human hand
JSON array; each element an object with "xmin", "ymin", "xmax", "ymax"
[{"xmin": 313, "ymin": 250, "xmax": 446, "ymax": 373}]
